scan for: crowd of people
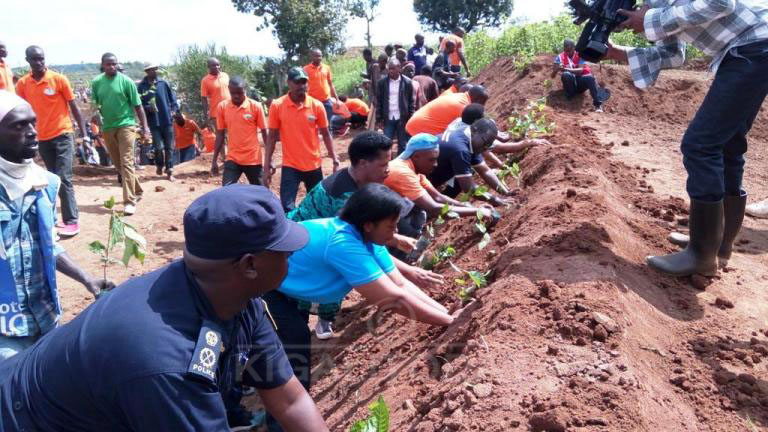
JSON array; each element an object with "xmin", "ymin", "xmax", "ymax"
[{"xmin": 0, "ymin": 1, "xmax": 767, "ymax": 429}]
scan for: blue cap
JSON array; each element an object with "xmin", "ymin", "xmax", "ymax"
[
  {"xmin": 397, "ymin": 133, "xmax": 440, "ymax": 160},
  {"xmin": 184, "ymin": 185, "xmax": 309, "ymax": 260}
]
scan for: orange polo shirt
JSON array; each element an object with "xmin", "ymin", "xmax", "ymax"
[
  {"xmin": 333, "ymin": 101, "xmax": 351, "ymax": 118},
  {"xmin": 406, "ymin": 92, "xmax": 470, "ymax": 136},
  {"xmin": 0, "ymin": 60, "xmax": 14, "ymax": 93},
  {"xmin": 268, "ymin": 93, "xmax": 329, "ymax": 172},
  {"xmin": 345, "ymin": 98, "xmax": 369, "ymax": 116},
  {"xmin": 173, "ymin": 118, "xmax": 200, "ymax": 149},
  {"xmin": 216, "ymin": 98, "xmax": 266, "ymax": 166},
  {"xmin": 200, "ymin": 72, "xmax": 230, "ymax": 118},
  {"xmin": 441, "ymin": 86, "xmax": 458, "ymax": 96},
  {"xmin": 15, "ymin": 70, "xmax": 76, "ymax": 141},
  {"xmin": 439, "ymin": 34, "xmax": 464, "ymax": 66},
  {"xmin": 304, "ymin": 63, "xmax": 333, "ymax": 101},
  {"xmin": 383, "ymin": 158, "xmax": 433, "ymax": 201},
  {"xmin": 202, "ymin": 128, "xmax": 216, "ymax": 153}
]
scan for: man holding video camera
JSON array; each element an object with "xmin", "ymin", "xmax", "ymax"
[{"xmin": 603, "ymin": 0, "xmax": 768, "ymax": 277}]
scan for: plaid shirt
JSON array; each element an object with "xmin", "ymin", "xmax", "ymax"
[
  {"xmin": 0, "ymin": 186, "xmax": 63, "ymax": 337},
  {"xmin": 627, "ymin": 0, "xmax": 768, "ymax": 88}
]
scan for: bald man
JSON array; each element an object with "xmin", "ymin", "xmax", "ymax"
[
  {"xmin": 0, "ymin": 41, "xmax": 14, "ymax": 93},
  {"xmin": 304, "ymin": 48, "xmax": 339, "ymax": 123}
]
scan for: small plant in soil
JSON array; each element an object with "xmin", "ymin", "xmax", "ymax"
[
  {"xmin": 420, "ymin": 243, "xmax": 456, "ymax": 270},
  {"xmin": 474, "ymin": 210, "xmax": 492, "ymax": 251},
  {"xmin": 88, "ymin": 197, "xmax": 147, "ymax": 287},
  {"xmin": 496, "ymin": 161, "xmax": 522, "ymax": 187},
  {"xmin": 507, "ymin": 97, "xmax": 556, "ymax": 140},
  {"xmin": 434, "ymin": 203, "xmax": 459, "ymax": 226},
  {"xmin": 451, "ymin": 262, "xmax": 490, "ymax": 302},
  {"xmin": 348, "ymin": 396, "xmax": 389, "ymax": 432},
  {"xmin": 458, "ymin": 185, "xmax": 492, "ymax": 202}
]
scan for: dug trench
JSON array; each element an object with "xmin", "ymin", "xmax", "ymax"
[{"xmin": 302, "ymin": 57, "xmax": 768, "ymax": 431}]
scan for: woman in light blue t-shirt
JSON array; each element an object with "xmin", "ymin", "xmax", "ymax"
[{"xmin": 261, "ymin": 184, "xmax": 456, "ymax": 414}]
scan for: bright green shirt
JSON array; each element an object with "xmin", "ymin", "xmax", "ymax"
[{"xmin": 91, "ymin": 72, "xmax": 140, "ymax": 131}]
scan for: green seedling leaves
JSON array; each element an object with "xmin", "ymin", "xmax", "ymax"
[{"xmin": 349, "ymin": 396, "xmax": 389, "ymax": 432}]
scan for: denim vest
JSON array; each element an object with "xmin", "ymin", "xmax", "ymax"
[{"xmin": 0, "ymin": 172, "xmax": 62, "ymax": 332}]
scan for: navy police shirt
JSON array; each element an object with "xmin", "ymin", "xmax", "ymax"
[
  {"xmin": 428, "ymin": 119, "xmax": 485, "ymax": 188},
  {"xmin": 0, "ymin": 260, "xmax": 293, "ymax": 431}
]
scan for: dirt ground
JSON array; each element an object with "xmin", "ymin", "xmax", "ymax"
[{"xmin": 56, "ymin": 56, "xmax": 768, "ymax": 431}]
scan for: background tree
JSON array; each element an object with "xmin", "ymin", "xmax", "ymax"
[
  {"xmin": 413, "ymin": 0, "xmax": 514, "ymax": 33},
  {"xmin": 232, "ymin": 0, "xmax": 349, "ymax": 62},
  {"xmin": 169, "ymin": 44, "xmax": 270, "ymax": 125},
  {"xmin": 350, "ymin": 0, "xmax": 381, "ymax": 48}
]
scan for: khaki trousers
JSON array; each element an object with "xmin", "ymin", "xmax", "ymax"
[{"xmin": 103, "ymin": 126, "xmax": 143, "ymax": 205}]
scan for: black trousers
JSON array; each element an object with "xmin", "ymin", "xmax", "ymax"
[
  {"xmin": 280, "ymin": 167, "xmax": 323, "ymax": 212},
  {"xmin": 561, "ymin": 72, "xmax": 600, "ymax": 107},
  {"xmin": 222, "ymin": 161, "xmax": 262, "ymax": 186}
]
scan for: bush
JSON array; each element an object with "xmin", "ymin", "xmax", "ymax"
[
  {"xmin": 327, "ymin": 52, "xmax": 367, "ymax": 99},
  {"xmin": 464, "ymin": 14, "xmax": 704, "ymax": 73}
]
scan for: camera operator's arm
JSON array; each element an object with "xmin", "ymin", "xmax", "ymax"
[
  {"xmin": 606, "ymin": 38, "xmax": 686, "ymax": 89},
  {"xmin": 619, "ymin": 1, "xmax": 737, "ymax": 42}
]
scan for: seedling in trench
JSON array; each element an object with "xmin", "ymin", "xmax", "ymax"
[
  {"xmin": 452, "ymin": 261, "xmax": 491, "ymax": 302},
  {"xmin": 434, "ymin": 203, "xmax": 459, "ymax": 226},
  {"xmin": 458, "ymin": 185, "xmax": 492, "ymax": 203},
  {"xmin": 507, "ymin": 97, "xmax": 556, "ymax": 140},
  {"xmin": 348, "ymin": 396, "xmax": 389, "ymax": 432},
  {"xmin": 496, "ymin": 161, "xmax": 522, "ymax": 187},
  {"xmin": 474, "ymin": 210, "xmax": 492, "ymax": 251},
  {"xmin": 420, "ymin": 243, "xmax": 456, "ymax": 270},
  {"xmin": 88, "ymin": 197, "xmax": 147, "ymax": 290}
]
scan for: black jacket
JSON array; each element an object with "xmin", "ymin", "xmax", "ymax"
[{"xmin": 376, "ymin": 75, "xmax": 414, "ymax": 123}]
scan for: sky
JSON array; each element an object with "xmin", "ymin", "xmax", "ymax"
[{"xmin": 2, "ymin": 0, "xmax": 565, "ymax": 68}]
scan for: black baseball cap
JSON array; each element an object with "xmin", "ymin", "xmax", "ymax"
[
  {"xmin": 287, "ymin": 66, "xmax": 309, "ymax": 83},
  {"xmin": 184, "ymin": 185, "xmax": 309, "ymax": 260}
]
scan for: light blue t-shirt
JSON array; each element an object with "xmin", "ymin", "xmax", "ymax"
[{"xmin": 278, "ymin": 217, "xmax": 396, "ymax": 304}]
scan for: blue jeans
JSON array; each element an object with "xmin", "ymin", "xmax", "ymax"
[
  {"xmin": 321, "ymin": 99, "xmax": 334, "ymax": 125},
  {"xmin": 383, "ymin": 118, "xmax": 411, "ymax": 155},
  {"xmin": 150, "ymin": 125, "xmax": 175, "ymax": 172},
  {"xmin": 0, "ymin": 335, "xmax": 38, "ymax": 361},
  {"xmin": 38, "ymin": 133, "xmax": 79, "ymax": 224},
  {"xmin": 682, "ymin": 40, "xmax": 768, "ymax": 201},
  {"xmin": 279, "ymin": 167, "xmax": 323, "ymax": 212},
  {"xmin": 262, "ymin": 291, "xmax": 311, "ymax": 432},
  {"xmin": 330, "ymin": 114, "xmax": 347, "ymax": 133}
]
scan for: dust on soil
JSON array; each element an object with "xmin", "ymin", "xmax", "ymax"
[{"xmin": 58, "ymin": 56, "xmax": 768, "ymax": 431}]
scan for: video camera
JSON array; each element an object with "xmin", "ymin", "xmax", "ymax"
[{"xmin": 568, "ymin": 0, "xmax": 636, "ymax": 62}]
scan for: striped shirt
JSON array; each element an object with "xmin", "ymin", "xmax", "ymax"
[{"xmin": 627, "ymin": 0, "xmax": 768, "ymax": 88}]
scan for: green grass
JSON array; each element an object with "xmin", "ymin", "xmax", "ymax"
[{"xmin": 327, "ymin": 53, "xmax": 367, "ymax": 98}]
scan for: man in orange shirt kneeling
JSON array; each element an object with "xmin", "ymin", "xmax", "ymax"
[
  {"xmin": 172, "ymin": 111, "xmax": 202, "ymax": 165},
  {"xmin": 211, "ymin": 76, "xmax": 267, "ymax": 186}
]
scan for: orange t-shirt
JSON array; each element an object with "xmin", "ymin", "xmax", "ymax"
[
  {"xmin": 406, "ymin": 92, "xmax": 470, "ymax": 136},
  {"xmin": 268, "ymin": 94, "xmax": 329, "ymax": 172},
  {"xmin": 441, "ymin": 86, "xmax": 458, "ymax": 97},
  {"xmin": 217, "ymin": 98, "xmax": 266, "ymax": 166},
  {"xmin": 202, "ymin": 128, "xmax": 216, "ymax": 153},
  {"xmin": 0, "ymin": 61, "xmax": 14, "ymax": 93},
  {"xmin": 383, "ymin": 158, "xmax": 433, "ymax": 201},
  {"xmin": 200, "ymin": 72, "xmax": 230, "ymax": 118},
  {"xmin": 15, "ymin": 70, "xmax": 76, "ymax": 141},
  {"xmin": 333, "ymin": 101, "xmax": 351, "ymax": 118},
  {"xmin": 90, "ymin": 122, "xmax": 100, "ymax": 136},
  {"xmin": 345, "ymin": 98, "xmax": 369, "ymax": 116},
  {"xmin": 304, "ymin": 63, "xmax": 333, "ymax": 101},
  {"xmin": 173, "ymin": 118, "xmax": 200, "ymax": 149},
  {"xmin": 439, "ymin": 34, "xmax": 464, "ymax": 66}
]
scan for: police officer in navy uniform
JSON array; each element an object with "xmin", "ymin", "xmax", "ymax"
[{"xmin": 0, "ymin": 185, "xmax": 329, "ymax": 431}]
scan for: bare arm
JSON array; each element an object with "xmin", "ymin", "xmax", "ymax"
[
  {"xmin": 319, "ymin": 128, "xmax": 339, "ymax": 172},
  {"xmin": 388, "ymin": 266, "xmax": 448, "ymax": 314},
  {"xmin": 354, "ymin": 273, "xmax": 453, "ymax": 326},
  {"xmin": 413, "ymin": 193, "xmax": 488, "ymax": 219},
  {"xmin": 459, "ymin": 49, "xmax": 471, "ymax": 76},
  {"xmin": 211, "ymin": 130, "xmax": 225, "ymax": 174},
  {"xmin": 201, "ymin": 97, "xmax": 210, "ymax": 122},
  {"xmin": 133, "ymin": 105, "xmax": 150, "ymax": 140},
  {"xmin": 482, "ymin": 150, "xmax": 504, "ymax": 169},
  {"xmin": 259, "ymin": 377, "xmax": 329, "ymax": 432},
  {"xmin": 262, "ymin": 128, "xmax": 279, "ymax": 186},
  {"xmin": 393, "ymin": 257, "xmax": 444, "ymax": 288},
  {"xmin": 475, "ymin": 162, "xmax": 510, "ymax": 195},
  {"xmin": 68, "ymin": 101, "xmax": 88, "ymax": 138},
  {"xmin": 56, "ymin": 253, "xmax": 113, "ymax": 298}
]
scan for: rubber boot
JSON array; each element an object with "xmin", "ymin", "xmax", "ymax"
[
  {"xmin": 647, "ymin": 199, "xmax": 723, "ymax": 277},
  {"xmin": 665, "ymin": 192, "xmax": 746, "ymax": 267}
]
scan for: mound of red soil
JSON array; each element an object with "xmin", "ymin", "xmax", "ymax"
[{"xmin": 303, "ymin": 57, "xmax": 768, "ymax": 431}]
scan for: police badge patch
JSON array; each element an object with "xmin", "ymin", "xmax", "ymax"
[{"xmin": 188, "ymin": 320, "xmax": 223, "ymax": 381}]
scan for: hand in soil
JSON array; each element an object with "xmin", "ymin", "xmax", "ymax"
[
  {"xmin": 83, "ymin": 278, "xmax": 115, "ymax": 300},
  {"xmin": 395, "ymin": 234, "xmax": 417, "ymax": 253},
  {"xmin": 404, "ymin": 265, "xmax": 445, "ymax": 288}
]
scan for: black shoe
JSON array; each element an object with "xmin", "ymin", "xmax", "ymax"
[
  {"xmin": 117, "ymin": 174, "xmax": 122, "ymax": 185},
  {"xmin": 227, "ymin": 405, "xmax": 264, "ymax": 432},
  {"xmin": 647, "ymin": 199, "xmax": 723, "ymax": 277},
  {"xmin": 666, "ymin": 192, "xmax": 746, "ymax": 268},
  {"xmin": 156, "ymin": 166, "xmax": 163, "ymax": 176}
]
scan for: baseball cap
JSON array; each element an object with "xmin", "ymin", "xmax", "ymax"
[
  {"xmin": 287, "ymin": 66, "xmax": 308, "ymax": 83},
  {"xmin": 143, "ymin": 64, "xmax": 159, "ymax": 71},
  {"xmin": 184, "ymin": 185, "xmax": 309, "ymax": 260}
]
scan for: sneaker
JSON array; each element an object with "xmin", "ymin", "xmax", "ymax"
[
  {"xmin": 241, "ymin": 386, "xmax": 256, "ymax": 396},
  {"xmin": 58, "ymin": 223, "xmax": 80, "ymax": 237},
  {"xmin": 156, "ymin": 166, "xmax": 163, "ymax": 176},
  {"xmin": 334, "ymin": 124, "xmax": 350, "ymax": 138},
  {"xmin": 746, "ymin": 198, "xmax": 768, "ymax": 219},
  {"xmin": 227, "ymin": 405, "xmax": 265, "ymax": 432},
  {"xmin": 124, "ymin": 204, "xmax": 136, "ymax": 216},
  {"xmin": 594, "ymin": 105, "xmax": 604, "ymax": 113},
  {"xmin": 315, "ymin": 319, "xmax": 334, "ymax": 340},
  {"xmin": 167, "ymin": 172, "xmax": 175, "ymax": 182}
]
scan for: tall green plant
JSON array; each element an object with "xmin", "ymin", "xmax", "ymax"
[
  {"xmin": 88, "ymin": 197, "xmax": 147, "ymax": 283},
  {"xmin": 348, "ymin": 396, "xmax": 389, "ymax": 432}
]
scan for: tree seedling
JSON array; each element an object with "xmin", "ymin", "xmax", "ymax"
[
  {"xmin": 508, "ymin": 97, "xmax": 556, "ymax": 140},
  {"xmin": 474, "ymin": 210, "xmax": 491, "ymax": 251},
  {"xmin": 451, "ymin": 261, "xmax": 490, "ymax": 303},
  {"xmin": 88, "ymin": 197, "xmax": 147, "ymax": 287},
  {"xmin": 420, "ymin": 243, "xmax": 456, "ymax": 270},
  {"xmin": 496, "ymin": 161, "xmax": 521, "ymax": 187},
  {"xmin": 348, "ymin": 396, "xmax": 389, "ymax": 432},
  {"xmin": 434, "ymin": 203, "xmax": 459, "ymax": 226},
  {"xmin": 458, "ymin": 185, "xmax": 492, "ymax": 203}
]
